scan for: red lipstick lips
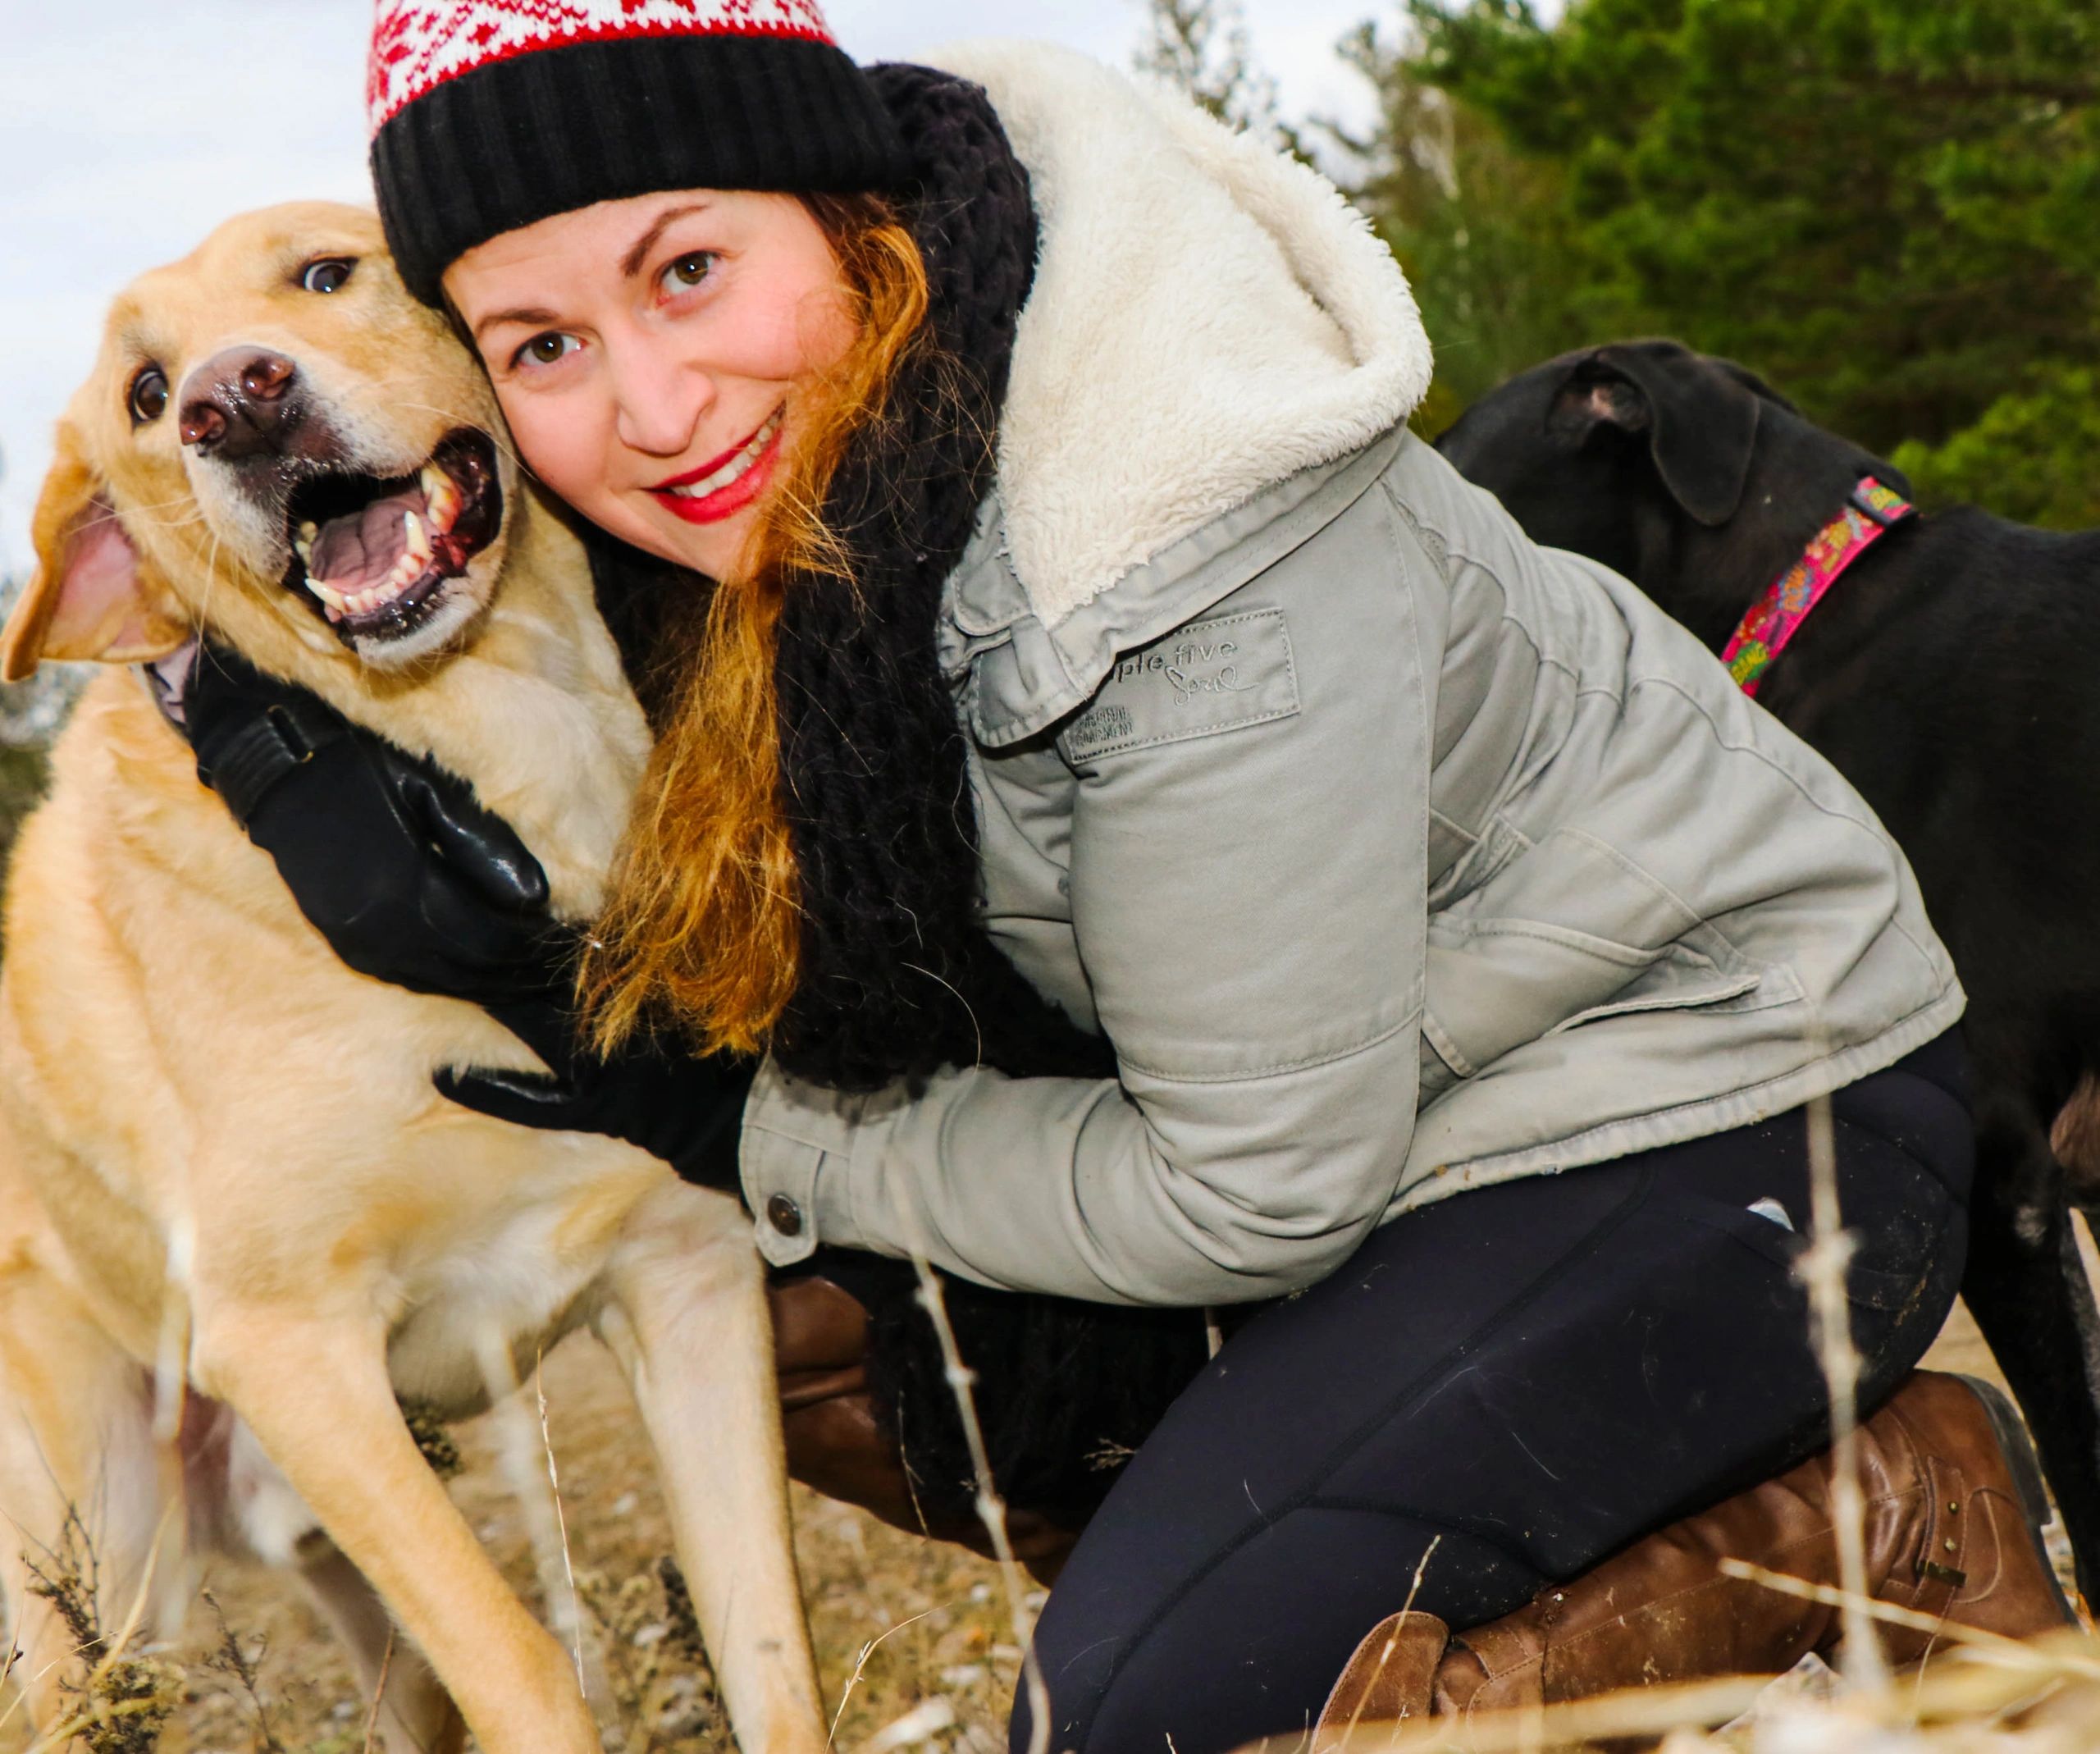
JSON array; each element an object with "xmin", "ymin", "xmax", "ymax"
[{"xmin": 648, "ymin": 410, "xmax": 785, "ymax": 525}]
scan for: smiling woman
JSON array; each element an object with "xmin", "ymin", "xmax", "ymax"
[
  {"xmin": 449, "ymin": 183, "xmax": 942, "ymax": 1056},
  {"xmin": 446, "ymin": 190, "xmax": 863, "ymax": 584},
  {"xmin": 152, "ymin": 5, "xmax": 2063, "ymax": 1753}
]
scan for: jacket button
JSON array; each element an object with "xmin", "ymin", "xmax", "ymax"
[{"xmin": 766, "ymin": 1193, "xmax": 805, "ymax": 1239}]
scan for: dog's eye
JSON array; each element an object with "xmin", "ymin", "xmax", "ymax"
[
  {"xmin": 128, "ymin": 366, "xmax": 168, "ymax": 426},
  {"xmin": 299, "ymin": 258, "xmax": 357, "ymax": 295}
]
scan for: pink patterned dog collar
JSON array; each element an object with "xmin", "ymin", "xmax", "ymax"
[{"xmin": 1721, "ymin": 477, "xmax": 1915, "ymax": 697}]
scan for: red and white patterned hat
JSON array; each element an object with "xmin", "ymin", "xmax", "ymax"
[
  {"xmin": 368, "ymin": 0, "xmax": 911, "ymax": 303},
  {"xmin": 368, "ymin": 1, "xmax": 838, "ymax": 135}
]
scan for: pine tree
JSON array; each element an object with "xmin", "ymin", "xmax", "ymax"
[
  {"xmin": 1362, "ymin": 0, "xmax": 2100, "ymax": 524},
  {"xmin": 1134, "ymin": 0, "xmax": 1285, "ymax": 144}
]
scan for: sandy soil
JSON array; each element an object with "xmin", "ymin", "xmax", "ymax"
[{"xmin": 3, "ymin": 1270, "xmax": 2079, "ymax": 1754}]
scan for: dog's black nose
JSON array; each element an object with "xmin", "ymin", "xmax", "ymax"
[{"xmin": 178, "ymin": 349, "xmax": 301, "ymax": 459}]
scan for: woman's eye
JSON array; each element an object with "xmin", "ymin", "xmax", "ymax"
[
  {"xmin": 299, "ymin": 258, "xmax": 356, "ymax": 295},
  {"xmin": 128, "ymin": 366, "xmax": 168, "ymax": 426},
  {"xmin": 660, "ymin": 252, "xmax": 717, "ymax": 295},
  {"xmin": 516, "ymin": 332, "xmax": 581, "ymax": 368}
]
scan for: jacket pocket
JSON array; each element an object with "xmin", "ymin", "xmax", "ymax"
[
  {"xmin": 1545, "ymin": 948, "xmax": 1799, "ymax": 1035},
  {"xmin": 1420, "ymin": 915, "xmax": 1797, "ymax": 1084}
]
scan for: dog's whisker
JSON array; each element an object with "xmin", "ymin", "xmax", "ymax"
[
  {"xmin": 196, "ymin": 524, "xmax": 226, "ymax": 634},
  {"xmin": 392, "ymin": 401, "xmax": 537, "ymax": 482},
  {"xmin": 483, "ymin": 605, "xmax": 564, "ymax": 638},
  {"xmin": 112, "ymin": 501, "xmax": 208, "ymax": 528}
]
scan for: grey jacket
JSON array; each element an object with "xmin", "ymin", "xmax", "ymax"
[{"xmin": 736, "ymin": 43, "xmax": 1962, "ymax": 1305}]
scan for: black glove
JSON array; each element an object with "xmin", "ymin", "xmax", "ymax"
[
  {"xmin": 180, "ymin": 645, "xmax": 756, "ymax": 1190},
  {"xmin": 437, "ymin": 998, "xmax": 758, "ymax": 1194},
  {"xmin": 183, "ymin": 642, "xmax": 567, "ymax": 1004}
]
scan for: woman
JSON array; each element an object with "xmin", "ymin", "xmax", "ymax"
[{"xmin": 181, "ymin": 4, "xmax": 2067, "ymax": 1749}]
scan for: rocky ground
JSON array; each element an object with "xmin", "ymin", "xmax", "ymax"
[{"xmin": 0, "ymin": 1284, "xmax": 2079, "ymax": 1754}]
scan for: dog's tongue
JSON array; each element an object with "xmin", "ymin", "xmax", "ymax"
[{"xmin": 310, "ymin": 486, "xmax": 422, "ymax": 590}]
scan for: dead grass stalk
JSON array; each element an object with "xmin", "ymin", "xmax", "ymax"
[{"xmin": 907, "ymin": 1256, "xmax": 1053, "ymax": 1754}]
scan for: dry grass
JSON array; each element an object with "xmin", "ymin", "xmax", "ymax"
[
  {"xmin": 0, "ymin": 1236, "xmax": 2082, "ymax": 1754},
  {"xmin": 0, "ymin": 1295, "xmax": 2066, "ymax": 1754},
  {"xmin": 0, "ymin": 1343, "xmax": 1019, "ymax": 1754},
  {"xmin": 12, "ymin": 1507, "xmax": 185, "ymax": 1754}
]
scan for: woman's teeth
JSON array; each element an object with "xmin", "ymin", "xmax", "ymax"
[{"xmin": 667, "ymin": 411, "xmax": 782, "ymax": 500}]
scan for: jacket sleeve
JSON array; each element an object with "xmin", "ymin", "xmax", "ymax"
[{"xmin": 740, "ymin": 528, "xmax": 1439, "ymax": 1306}]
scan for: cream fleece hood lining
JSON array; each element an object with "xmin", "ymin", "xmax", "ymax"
[{"xmin": 924, "ymin": 41, "xmax": 1436, "ymax": 633}]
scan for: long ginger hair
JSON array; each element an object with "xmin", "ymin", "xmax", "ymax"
[{"xmin": 581, "ymin": 194, "xmax": 931, "ymax": 1054}]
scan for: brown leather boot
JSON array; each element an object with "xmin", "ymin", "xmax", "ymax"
[
  {"xmin": 1315, "ymin": 1371, "xmax": 2075, "ymax": 1743},
  {"xmin": 770, "ymin": 1273, "xmax": 1082, "ymax": 1578}
]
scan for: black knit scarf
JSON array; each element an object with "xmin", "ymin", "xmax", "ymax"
[
  {"xmin": 765, "ymin": 62, "xmax": 1122, "ymax": 1094},
  {"xmin": 598, "ymin": 64, "xmax": 1109, "ymax": 1093},
  {"xmin": 593, "ymin": 66, "xmax": 1212, "ymax": 1530}
]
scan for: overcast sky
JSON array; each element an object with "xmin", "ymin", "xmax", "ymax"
[{"xmin": 0, "ymin": 2, "xmax": 1396, "ymax": 574}]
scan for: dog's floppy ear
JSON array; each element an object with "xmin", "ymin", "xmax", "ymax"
[
  {"xmin": 1547, "ymin": 341, "xmax": 1762, "ymax": 528},
  {"xmin": 1, "ymin": 423, "xmax": 189, "ymax": 683}
]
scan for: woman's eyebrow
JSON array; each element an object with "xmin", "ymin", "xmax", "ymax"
[
  {"xmin": 622, "ymin": 202, "xmax": 714, "ymax": 276},
  {"xmin": 472, "ymin": 305, "xmax": 560, "ymax": 344}
]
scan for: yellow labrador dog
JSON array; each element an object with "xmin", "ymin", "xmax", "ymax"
[{"xmin": 0, "ymin": 203, "xmax": 821, "ymax": 1754}]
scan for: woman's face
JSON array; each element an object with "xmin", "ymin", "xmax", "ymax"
[{"xmin": 444, "ymin": 189, "xmax": 859, "ymax": 579}]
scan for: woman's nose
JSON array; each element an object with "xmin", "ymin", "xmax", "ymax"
[{"xmin": 609, "ymin": 343, "xmax": 714, "ymax": 458}]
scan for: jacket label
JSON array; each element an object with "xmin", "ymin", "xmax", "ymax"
[{"xmin": 1058, "ymin": 607, "xmax": 1299, "ymax": 763}]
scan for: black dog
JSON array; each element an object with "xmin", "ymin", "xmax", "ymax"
[{"xmin": 1437, "ymin": 339, "xmax": 2100, "ymax": 1604}]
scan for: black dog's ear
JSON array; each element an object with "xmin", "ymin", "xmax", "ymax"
[{"xmin": 1546, "ymin": 341, "xmax": 1762, "ymax": 528}]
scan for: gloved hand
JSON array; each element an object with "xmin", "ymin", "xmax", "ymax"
[
  {"xmin": 437, "ymin": 997, "xmax": 758, "ymax": 1194},
  {"xmin": 180, "ymin": 647, "xmax": 1070, "ymax": 1560},
  {"xmin": 184, "ymin": 642, "xmax": 566, "ymax": 1004}
]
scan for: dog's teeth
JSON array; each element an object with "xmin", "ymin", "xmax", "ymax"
[
  {"xmin": 422, "ymin": 464, "xmax": 461, "ymax": 532},
  {"xmin": 403, "ymin": 511, "xmax": 431, "ymax": 565}
]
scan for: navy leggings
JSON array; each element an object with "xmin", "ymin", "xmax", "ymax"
[{"xmin": 1016, "ymin": 1036, "xmax": 1974, "ymax": 1754}]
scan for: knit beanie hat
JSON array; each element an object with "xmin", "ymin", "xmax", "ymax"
[{"xmin": 368, "ymin": 1, "xmax": 915, "ymax": 305}]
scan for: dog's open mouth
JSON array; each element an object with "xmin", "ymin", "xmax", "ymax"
[{"xmin": 282, "ymin": 429, "xmax": 501, "ymax": 642}]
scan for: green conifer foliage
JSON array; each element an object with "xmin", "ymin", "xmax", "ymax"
[{"xmin": 1361, "ymin": 0, "xmax": 2100, "ymax": 525}]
